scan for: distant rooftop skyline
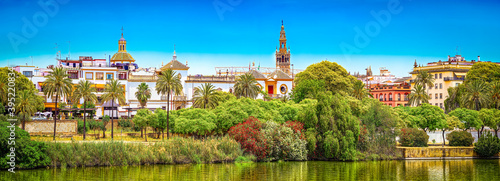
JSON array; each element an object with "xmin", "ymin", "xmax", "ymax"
[{"xmin": 1, "ymin": 0, "xmax": 499, "ymax": 77}]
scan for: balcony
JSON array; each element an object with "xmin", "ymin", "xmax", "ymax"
[
  {"xmin": 187, "ymin": 75, "xmax": 236, "ymax": 82},
  {"xmin": 444, "ymin": 77, "xmax": 465, "ymax": 81},
  {"xmin": 268, "ymin": 94, "xmax": 283, "ymax": 99}
]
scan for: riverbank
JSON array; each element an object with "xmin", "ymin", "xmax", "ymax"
[
  {"xmin": 398, "ymin": 146, "xmax": 500, "ymax": 160},
  {"xmin": 44, "ymin": 136, "xmax": 242, "ymax": 168}
]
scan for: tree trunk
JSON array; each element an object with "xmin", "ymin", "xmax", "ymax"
[
  {"xmin": 145, "ymin": 127, "xmax": 148, "ymax": 142},
  {"xmin": 53, "ymin": 93, "xmax": 59, "ymax": 141},
  {"xmin": 480, "ymin": 126, "xmax": 484, "ymax": 137},
  {"xmin": 442, "ymin": 130, "xmax": 445, "ymax": 147},
  {"xmin": 167, "ymin": 91, "xmax": 170, "ymax": 140},
  {"xmin": 495, "ymin": 129, "xmax": 499, "ymax": 138},
  {"xmin": 22, "ymin": 120, "xmax": 25, "ymax": 130},
  {"xmin": 83, "ymin": 101, "xmax": 87, "ymax": 140},
  {"xmin": 141, "ymin": 129, "xmax": 143, "ymax": 138},
  {"xmin": 162, "ymin": 130, "xmax": 164, "ymax": 140},
  {"xmin": 111, "ymin": 99, "xmax": 114, "ymax": 140},
  {"xmin": 477, "ymin": 129, "xmax": 480, "ymax": 140}
]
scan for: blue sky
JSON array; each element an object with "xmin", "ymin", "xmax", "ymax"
[{"xmin": 1, "ymin": 0, "xmax": 499, "ymax": 77}]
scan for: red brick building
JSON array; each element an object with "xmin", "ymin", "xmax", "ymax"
[{"xmin": 369, "ymin": 81, "xmax": 411, "ymax": 107}]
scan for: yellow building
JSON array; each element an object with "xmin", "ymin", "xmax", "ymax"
[{"xmin": 410, "ymin": 55, "xmax": 475, "ymax": 108}]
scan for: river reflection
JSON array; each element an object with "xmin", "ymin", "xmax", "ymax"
[{"xmin": 3, "ymin": 159, "xmax": 500, "ymax": 181}]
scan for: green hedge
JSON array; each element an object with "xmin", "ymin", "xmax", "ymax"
[
  {"xmin": 399, "ymin": 128, "xmax": 428, "ymax": 147},
  {"xmin": 474, "ymin": 132, "xmax": 500, "ymax": 157},
  {"xmin": 447, "ymin": 131, "xmax": 474, "ymax": 146}
]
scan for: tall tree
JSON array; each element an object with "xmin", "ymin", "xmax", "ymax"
[
  {"xmin": 234, "ymin": 73, "xmax": 260, "ymax": 99},
  {"xmin": 43, "ymin": 67, "xmax": 72, "ymax": 140},
  {"xmin": 414, "ymin": 70, "xmax": 435, "ymax": 89},
  {"xmin": 462, "ymin": 80, "xmax": 490, "ymax": 111},
  {"xmin": 0, "ymin": 75, "xmax": 7, "ymax": 104},
  {"xmin": 350, "ymin": 80, "xmax": 372, "ymax": 100},
  {"xmin": 15, "ymin": 90, "xmax": 37, "ymax": 130},
  {"xmin": 408, "ymin": 85, "xmax": 429, "ymax": 106},
  {"xmin": 73, "ymin": 80, "xmax": 97, "ymax": 140},
  {"xmin": 294, "ymin": 60, "xmax": 358, "ymax": 96},
  {"xmin": 490, "ymin": 81, "xmax": 500, "ymax": 109},
  {"xmin": 409, "ymin": 103, "xmax": 447, "ymax": 132},
  {"xmin": 465, "ymin": 62, "xmax": 500, "ymax": 83},
  {"xmin": 155, "ymin": 69, "xmax": 183, "ymax": 139},
  {"xmin": 479, "ymin": 108, "xmax": 500, "ymax": 137},
  {"xmin": 193, "ymin": 83, "xmax": 220, "ymax": 109},
  {"xmin": 449, "ymin": 108, "xmax": 482, "ymax": 137},
  {"xmin": 101, "ymin": 79, "xmax": 126, "ymax": 140},
  {"xmin": 444, "ymin": 86, "xmax": 463, "ymax": 113},
  {"xmin": 443, "ymin": 115, "xmax": 465, "ymax": 146},
  {"xmin": 135, "ymin": 82, "xmax": 151, "ymax": 109}
]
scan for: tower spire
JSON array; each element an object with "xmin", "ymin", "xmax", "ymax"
[
  {"xmin": 121, "ymin": 26, "xmax": 124, "ymax": 37},
  {"xmin": 172, "ymin": 44, "xmax": 177, "ymax": 61}
]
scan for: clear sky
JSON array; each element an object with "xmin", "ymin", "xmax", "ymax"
[{"xmin": 1, "ymin": 0, "xmax": 499, "ymax": 77}]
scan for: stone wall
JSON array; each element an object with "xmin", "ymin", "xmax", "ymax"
[
  {"xmin": 25, "ymin": 120, "xmax": 77, "ymax": 135},
  {"xmin": 398, "ymin": 146, "xmax": 500, "ymax": 159}
]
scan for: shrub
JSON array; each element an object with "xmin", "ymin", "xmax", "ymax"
[
  {"xmin": 77, "ymin": 119, "xmax": 89, "ymax": 134},
  {"xmin": 228, "ymin": 117, "xmax": 268, "ymax": 160},
  {"xmin": 474, "ymin": 132, "xmax": 500, "ymax": 157},
  {"xmin": 399, "ymin": 128, "xmax": 428, "ymax": 147},
  {"xmin": 0, "ymin": 121, "xmax": 51, "ymax": 169},
  {"xmin": 261, "ymin": 121, "xmax": 308, "ymax": 161},
  {"xmin": 446, "ymin": 131, "xmax": 474, "ymax": 146},
  {"xmin": 118, "ymin": 118, "xmax": 132, "ymax": 128}
]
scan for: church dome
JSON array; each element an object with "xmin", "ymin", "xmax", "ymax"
[{"xmin": 111, "ymin": 52, "xmax": 135, "ymax": 62}]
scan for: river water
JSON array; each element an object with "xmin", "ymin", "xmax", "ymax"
[{"xmin": 3, "ymin": 160, "xmax": 500, "ymax": 181}]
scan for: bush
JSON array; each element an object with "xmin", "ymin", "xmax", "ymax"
[
  {"xmin": 0, "ymin": 121, "xmax": 51, "ymax": 169},
  {"xmin": 118, "ymin": 118, "xmax": 132, "ymax": 128},
  {"xmin": 399, "ymin": 128, "xmax": 429, "ymax": 147},
  {"xmin": 446, "ymin": 131, "xmax": 474, "ymax": 146},
  {"xmin": 228, "ymin": 117, "xmax": 268, "ymax": 160},
  {"xmin": 474, "ymin": 132, "xmax": 500, "ymax": 157},
  {"xmin": 261, "ymin": 121, "xmax": 308, "ymax": 161},
  {"xmin": 77, "ymin": 119, "xmax": 89, "ymax": 134}
]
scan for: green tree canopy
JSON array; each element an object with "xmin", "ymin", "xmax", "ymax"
[
  {"xmin": 291, "ymin": 79, "xmax": 326, "ymax": 103},
  {"xmin": 294, "ymin": 60, "xmax": 358, "ymax": 96},
  {"xmin": 409, "ymin": 103, "xmax": 447, "ymax": 132},
  {"xmin": 465, "ymin": 62, "xmax": 500, "ymax": 83},
  {"xmin": 448, "ymin": 108, "xmax": 481, "ymax": 131}
]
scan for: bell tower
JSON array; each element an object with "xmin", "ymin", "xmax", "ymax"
[
  {"xmin": 118, "ymin": 26, "xmax": 127, "ymax": 52},
  {"xmin": 276, "ymin": 20, "xmax": 291, "ymax": 74}
]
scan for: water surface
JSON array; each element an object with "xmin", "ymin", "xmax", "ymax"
[{"xmin": 3, "ymin": 160, "xmax": 500, "ymax": 181}]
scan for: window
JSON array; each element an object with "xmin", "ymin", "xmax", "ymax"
[
  {"xmin": 429, "ymin": 94, "xmax": 432, "ymax": 99},
  {"xmin": 439, "ymin": 73, "xmax": 442, "ymax": 79},
  {"xmin": 440, "ymin": 103, "xmax": 443, "ymax": 108},
  {"xmin": 435, "ymin": 93, "xmax": 438, "ymax": 99},
  {"xmin": 96, "ymin": 72, "xmax": 104, "ymax": 80},
  {"xmin": 435, "ymin": 83, "xmax": 438, "ymax": 89},
  {"xmin": 106, "ymin": 73, "xmax": 114, "ymax": 80},
  {"xmin": 435, "ymin": 74, "xmax": 438, "ymax": 79},
  {"xmin": 85, "ymin": 72, "xmax": 93, "ymax": 80},
  {"xmin": 440, "ymin": 93, "xmax": 443, "ymax": 99},
  {"xmin": 435, "ymin": 103, "xmax": 438, "ymax": 106},
  {"xmin": 22, "ymin": 71, "xmax": 33, "ymax": 77},
  {"xmin": 439, "ymin": 83, "xmax": 442, "ymax": 89},
  {"xmin": 280, "ymin": 84, "xmax": 288, "ymax": 94}
]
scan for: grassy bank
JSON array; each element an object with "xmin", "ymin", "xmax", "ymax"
[{"xmin": 45, "ymin": 136, "xmax": 243, "ymax": 168}]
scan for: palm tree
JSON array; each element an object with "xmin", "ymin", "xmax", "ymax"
[
  {"xmin": 490, "ymin": 81, "xmax": 500, "ymax": 109},
  {"xmin": 73, "ymin": 80, "xmax": 97, "ymax": 140},
  {"xmin": 444, "ymin": 86, "xmax": 461, "ymax": 113},
  {"xmin": 43, "ymin": 67, "xmax": 72, "ymax": 140},
  {"xmin": 135, "ymin": 83, "xmax": 151, "ymax": 109},
  {"xmin": 461, "ymin": 80, "xmax": 490, "ymax": 111},
  {"xmin": 0, "ymin": 75, "xmax": 7, "ymax": 104},
  {"xmin": 193, "ymin": 83, "xmax": 220, "ymax": 109},
  {"xmin": 16, "ymin": 90, "xmax": 36, "ymax": 130},
  {"xmin": 408, "ymin": 85, "xmax": 429, "ymax": 106},
  {"xmin": 101, "ymin": 79, "xmax": 126, "ymax": 140},
  {"xmin": 155, "ymin": 69, "xmax": 183, "ymax": 139},
  {"xmin": 351, "ymin": 81, "xmax": 373, "ymax": 100},
  {"xmin": 234, "ymin": 73, "xmax": 260, "ymax": 99},
  {"xmin": 414, "ymin": 70, "xmax": 435, "ymax": 89}
]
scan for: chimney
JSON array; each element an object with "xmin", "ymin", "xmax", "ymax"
[{"xmin": 478, "ymin": 56, "xmax": 480, "ymax": 62}]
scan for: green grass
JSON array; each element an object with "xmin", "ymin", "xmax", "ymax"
[{"xmin": 44, "ymin": 136, "xmax": 243, "ymax": 168}]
